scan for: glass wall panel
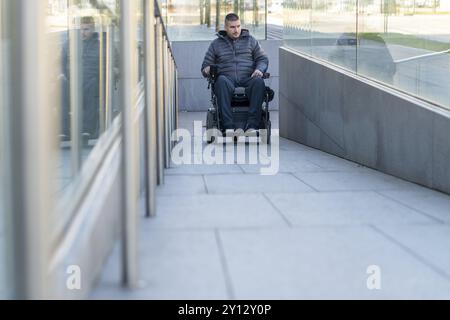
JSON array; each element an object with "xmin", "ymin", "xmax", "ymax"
[
  {"xmin": 0, "ymin": 0, "xmax": 8, "ymax": 299},
  {"xmin": 283, "ymin": 0, "xmax": 450, "ymax": 109},
  {"xmin": 165, "ymin": 0, "xmax": 267, "ymax": 41},
  {"xmin": 358, "ymin": 0, "xmax": 450, "ymax": 106},
  {"xmin": 357, "ymin": 0, "xmax": 398, "ymax": 85},
  {"xmin": 47, "ymin": 0, "xmax": 122, "ymax": 234},
  {"xmin": 282, "ymin": 0, "xmax": 312, "ymax": 53},
  {"xmin": 267, "ymin": 0, "xmax": 284, "ymax": 40},
  {"xmin": 311, "ymin": 0, "xmax": 357, "ymax": 72},
  {"xmin": 47, "ymin": 0, "xmax": 72, "ymax": 197}
]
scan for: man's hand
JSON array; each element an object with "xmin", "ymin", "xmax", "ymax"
[
  {"xmin": 251, "ymin": 69, "xmax": 263, "ymax": 78},
  {"xmin": 203, "ymin": 66, "xmax": 211, "ymax": 76}
]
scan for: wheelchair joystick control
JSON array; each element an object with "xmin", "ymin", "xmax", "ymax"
[{"xmin": 210, "ymin": 64, "xmax": 219, "ymax": 80}]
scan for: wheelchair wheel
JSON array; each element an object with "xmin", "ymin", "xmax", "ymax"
[
  {"xmin": 261, "ymin": 119, "xmax": 271, "ymax": 145},
  {"xmin": 206, "ymin": 110, "xmax": 216, "ymax": 144}
]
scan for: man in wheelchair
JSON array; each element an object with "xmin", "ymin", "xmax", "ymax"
[{"xmin": 201, "ymin": 13, "xmax": 269, "ymax": 137}]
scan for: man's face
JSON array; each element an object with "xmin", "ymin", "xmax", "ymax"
[
  {"xmin": 81, "ymin": 23, "xmax": 95, "ymax": 40},
  {"xmin": 225, "ymin": 19, "xmax": 241, "ymax": 40}
]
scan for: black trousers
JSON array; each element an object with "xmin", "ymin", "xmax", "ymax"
[
  {"xmin": 214, "ymin": 75, "xmax": 266, "ymax": 130},
  {"xmin": 60, "ymin": 77, "xmax": 100, "ymax": 139}
]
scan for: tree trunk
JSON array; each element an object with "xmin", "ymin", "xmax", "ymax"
[
  {"xmin": 200, "ymin": 0, "xmax": 204, "ymax": 25},
  {"xmin": 239, "ymin": 0, "xmax": 245, "ymax": 24},
  {"xmin": 215, "ymin": 0, "xmax": 221, "ymax": 32},
  {"xmin": 206, "ymin": 0, "xmax": 211, "ymax": 27},
  {"xmin": 234, "ymin": 0, "xmax": 239, "ymax": 14},
  {"xmin": 253, "ymin": 0, "xmax": 258, "ymax": 27}
]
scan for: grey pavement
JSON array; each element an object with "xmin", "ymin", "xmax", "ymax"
[{"xmin": 92, "ymin": 111, "xmax": 450, "ymax": 299}]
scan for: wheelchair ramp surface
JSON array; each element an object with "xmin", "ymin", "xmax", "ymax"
[{"xmin": 92, "ymin": 111, "xmax": 450, "ymax": 299}]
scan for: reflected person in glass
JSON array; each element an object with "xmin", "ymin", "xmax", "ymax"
[
  {"xmin": 60, "ymin": 16, "xmax": 102, "ymax": 144},
  {"xmin": 329, "ymin": 33, "xmax": 396, "ymax": 84}
]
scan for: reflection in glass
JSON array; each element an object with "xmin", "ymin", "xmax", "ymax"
[
  {"xmin": 358, "ymin": 0, "xmax": 450, "ymax": 107},
  {"xmin": 283, "ymin": 0, "xmax": 450, "ymax": 109},
  {"xmin": 357, "ymin": 34, "xmax": 396, "ymax": 84},
  {"xmin": 48, "ymin": 0, "xmax": 122, "ymax": 232},
  {"xmin": 282, "ymin": 0, "xmax": 312, "ymax": 53},
  {"xmin": 60, "ymin": 12, "xmax": 102, "ymax": 150},
  {"xmin": 312, "ymin": 0, "xmax": 357, "ymax": 72},
  {"xmin": 165, "ymin": 0, "xmax": 267, "ymax": 41},
  {"xmin": 48, "ymin": 1, "xmax": 73, "ymax": 197}
]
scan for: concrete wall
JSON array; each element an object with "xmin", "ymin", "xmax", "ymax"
[
  {"xmin": 172, "ymin": 40, "xmax": 282, "ymax": 111},
  {"xmin": 50, "ymin": 135, "xmax": 122, "ymax": 299},
  {"xmin": 279, "ymin": 47, "xmax": 450, "ymax": 195},
  {"xmin": 49, "ymin": 100, "xmax": 150, "ymax": 298}
]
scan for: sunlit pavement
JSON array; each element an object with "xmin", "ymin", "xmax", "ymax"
[{"xmin": 92, "ymin": 111, "xmax": 450, "ymax": 299}]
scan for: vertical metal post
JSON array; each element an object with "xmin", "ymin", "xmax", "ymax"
[
  {"xmin": 98, "ymin": 15, "xmax": 106, "ymax": 135},
  {"xmin": 171, "ymin": 60, "xmax": 176, "ymax": 148},
  {"xmin": 155, "ymin": 20, "xmax": 165, "ymax": 185},
  {"xmin": 166, "ymin": 51, "xmax": 171, "ymax": 155},
  {"xmin": 0, "ymin": 0, "xmax": 13, "ymax": 299},
  {"xmin": 169, "ymin": 56, "xmax": 174, "ymax": 149},
  {"xmin": 356, "ymin": 0, "xmax": 359, "ymax": 74},
  {"xmin": 265, "ymin": 0, "xmax": 268, "ymax": 40},
  {"xmin": 105, "ymin": 23, "xmax": 114, "ymax": 129},
  {"xmin": 68, "ymin": 5, "xmax": 82, "ymax": 173},
  {"xmin": 164, "ymin": 44, "xmax": 171, "ymax": 169},
  {"xmin": 144, "ymin": 0, "xmax": 157, "ymax": 217},
  {"xmin": 120, "ymin": 0, "xmax": 139, "ymax": 288},
  {"xmin": 175, "ymin": 68, "xmax": 179, "ymax": 132},
  {"xmin": 9, "ymin": 0, "xmax": 52, "ymax": 299},
  {"xmin": 169, "ymin": 58, "xmax": 173, "ymax": 149}
]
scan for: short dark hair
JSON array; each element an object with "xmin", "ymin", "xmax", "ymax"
[
  {"xmin": 225, "ymin": 13, "xmax": 240, "ymax": 24},
  {"xmin": 81, "ymin": 16, "xmax": 95, "ymax": 25}
]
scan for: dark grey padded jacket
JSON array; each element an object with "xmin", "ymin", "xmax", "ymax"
[{"xmin": 201, "ymin": 29, "xmax": 269, "ymax": 84}]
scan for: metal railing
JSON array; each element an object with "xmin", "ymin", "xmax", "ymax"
[
  {"xmin": 394, "ymin": 49, "xmax": 450, "ymax": 64},
  {"xmin": 3, "ymin": 0, "xmax": 179, "ymax": 298}
]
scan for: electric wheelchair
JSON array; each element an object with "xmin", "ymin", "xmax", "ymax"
[{"xmin": 205, "ymin": 64, "xmax": 275, "ymax": 144}]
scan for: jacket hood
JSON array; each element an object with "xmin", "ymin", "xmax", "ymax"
[{"xmin": 217, "ymin": 29, "xmax": 250, "ymax": 39}]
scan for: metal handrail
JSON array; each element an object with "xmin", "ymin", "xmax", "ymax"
[
  {"xmin": 154, "ymin": 0, "xmax": 177, "ymax": 67},
  {"xmin": 394, "ymin": 49, "xmax": 450, "ymax": 64}
]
